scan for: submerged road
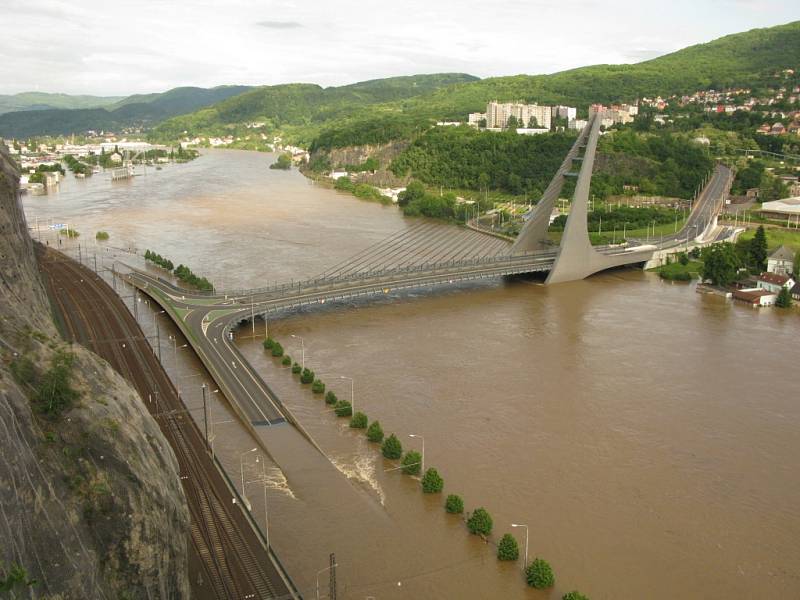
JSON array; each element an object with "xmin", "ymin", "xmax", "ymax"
[{"xmin": 38, "ymin": 246, "xmax": 299, "ymax": 600}]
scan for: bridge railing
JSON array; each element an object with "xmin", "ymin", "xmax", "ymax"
[{"xmin": 221, "ymin": 251, "xmax": 557, "ymax": 299}]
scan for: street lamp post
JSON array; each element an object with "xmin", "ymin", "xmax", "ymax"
[
  {"xmin": 316, "ymin": 563, "xmax": 337, "ymax": 600},
  {"xmin": 291, "ymin": 334, "xmax": 305, "ymax": 369},
  {"xmin": 340, "ymin": 375, "xmax": 354, "ymax": 414},
  {"xmin": 239, "ymin": 447, "xmax": 258, "ymax": 499},
  {"xmin": 511, "ymin": 523, "xmax": 529, "ymax": 569},
  {"xmin": 408, "ymin": 434, "xmax": 424, "ymax": 473}
]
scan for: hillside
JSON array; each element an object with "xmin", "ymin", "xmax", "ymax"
[
  {"xmin": 308, "ymin": 20, "xmax": 800, "ymax": 149},
  {"xmin": 0, "ymin": 144, "xmax": 190, "ymax": 597},
  {"xmin": 0, "ymin": 92, "xmax": 122, "ymax": 115},
  {"xmin": 149, "ymin": 73, "xmax": 479, "ymax": 143},
  {"xmin": 0, "ymin": 85, "xmax": 253, "ymax": 138}
]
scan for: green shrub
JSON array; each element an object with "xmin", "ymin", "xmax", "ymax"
[
  {"xmin": 381, "ymin": 433, "xmax": 402, "ymax": 459},
  {"xmin": 421, "ymin": 467, "xmax": 444, "ymax": 493},
  {"xmin": 526, "ymin": 558, "xmax": 555, "ymax": 589},
  {"xmin": 325, "ymin": 390, "xmax": 338, "ymax": 405},
  {"xmin": 350, "ymin": 411, "xmax": 368, "ymax": 428},
  {"xmin": 95, "ymin": 231, "xmax": 109, "ymax": 241},
  {"xmin": 300, "ymin": 368, "xmax": 315, "ymax": 384},
  {"xmin": 281, "ymin": 355, "xmax": 291, "ymax": 366},
  {"xmin": 467, "ymin": 507, "xmax": 493, "ymax": 536},
  {"xmin": 563, "ymin": 592, "xmax": 589, "ymax": 600},
  {"xmin": 271, "ymin": 341, "xmax": 284, "ymax": 357},
  {"xmin": 263, "ymin": 338, "xmax": 274, "ymax": 350},
  {"xmin": 334, "ymin": 400, "xmax": 352, "ymax": 417},
  {"xmin": 366, "ymin": 420, "xmax": 384, "ymax": 442},
  {"xmin": 445, "ymin": 494, "xmax": 464, "ymax": 514},
  {"xmin": 27, "ymin": 351, "xmax": 79, "ymax": 418},
  {"xmin": 497, "ymin": 534, "xmax": 519, "ymax": 561},
  {"xmin": 311, "ymin": 379, "xmax": 325, "ymax": 394},
  {"xmin": 401, "ymin": 451, "xmax": 422, "ymax": 475},
  {"xmin": 291, "ymin": 362, "xmax": 301, "ymax": 374},
  {"xmin": 678, "ymin": 252, "xmax": 689, "ymax": 266}
]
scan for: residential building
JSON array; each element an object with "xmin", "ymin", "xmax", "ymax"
[
  {"xmin": 468, "ymin": 112, "xmax": 486, "ymax": 127},
  {"xmin": 552, "ymin": 105, "xmax": 577, "ymax": 121},
  {"xmin": 733, "ymin": 288, "xmax": 777, "ymax": 307},
  {"xmin": 791, "ymin": 282, "xmax": 800, "ymax": 301},
  {"xmin": 756, "ymin": 272, "xmax": 795, "ymax": 294},
  {"xmin": 486, "ymin": 101, "xmax": 552, "ymax": 130},
  {"xmin": 568, "ymin": 118, "xmax": 588, "ymax": 131},
  {"xmin": 767, "ymin": 245, "xmax": 796, "ymax": 275}
]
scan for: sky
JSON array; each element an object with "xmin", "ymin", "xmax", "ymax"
[{"xmin": 1, "ymin": 0, "xmax": 798, "ymax": 97}]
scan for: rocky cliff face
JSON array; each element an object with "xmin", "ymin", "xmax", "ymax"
[
  {"xmin": 308, "ymin": 140, "xmax": 410, "ymax": 187},
  {"xmin": 0, "ymin": 144, "xmax": 190, "ymax": 598}
]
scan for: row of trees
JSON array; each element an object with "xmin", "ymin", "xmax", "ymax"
[
  {"xmin": 144, "ymin": 250, "xmax": 213, "ymax": 291},
  {"xmin": 333, "ymin": 176, "xmax": 392, "ymax": 204},
  {"xmin": 62, "ymin": 154, "xmax": 92, "ymax": 176},
  {"xmin": 262, "ymin": 335, "xmax": 589, "ymax": 597},
  {"xmin": 730, "ymin": 159, "xmax": 788, "ymax": 202}
]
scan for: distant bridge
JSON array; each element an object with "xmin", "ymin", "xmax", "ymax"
[{"xmin": 122, "ymin": 113, "xmax": 734, "ymax": 429}]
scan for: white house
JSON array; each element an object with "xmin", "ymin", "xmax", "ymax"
[
  {"xmin": 767, "ymin": 245, "xmax": 795, "ymax": 275},
  {"xmin": 756, "ymin": 272, "xmax": 795, "ymax": 294}
]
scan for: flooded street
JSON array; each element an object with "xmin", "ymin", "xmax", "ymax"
[{"xmin": 25, "ymin": 150, "xmax": 800, "ymax": 599}]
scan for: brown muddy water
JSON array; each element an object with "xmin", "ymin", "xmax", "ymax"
[{"xmin": 24, "ymin": 150, "xmax": 800, "ymax": 599}]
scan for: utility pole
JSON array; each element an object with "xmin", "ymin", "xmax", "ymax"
[{"xmin": 201, "ymin": 384, "xmax": 209, "ymax": 449}]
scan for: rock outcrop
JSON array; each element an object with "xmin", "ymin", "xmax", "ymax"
[{"xmin": 0, "ymin": 143, "xmax": 190, "ymax": 598}]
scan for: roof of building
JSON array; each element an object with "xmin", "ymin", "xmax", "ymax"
[
  {"xmin": 761, "ymin": 197, "xmax": 800, "ymax": 215},
  {"xmin": 769, "ymin": 245, "xmax": 795, "ymax": 261},
  {"xmin": 758, "ymin": 272, "xmax": 792, "ymax": 286},
  {"xmin": 733, "ymin": 288, "xmax": 775, "ymax": 303}
]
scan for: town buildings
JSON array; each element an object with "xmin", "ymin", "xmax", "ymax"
[{"xmin": 767, "ymin": 245, "xmax": 795, "ymax": 276}]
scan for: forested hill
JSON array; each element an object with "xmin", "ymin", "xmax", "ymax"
[
  {"xmin": 307, "ymin": 20, "xmax": 800, "ymax": 150},
  {"xmin": 0, "ymin": 85, "xmax": 253, "ymax": 138},
  {"xmin": 149, "ymin": 73, "xmax": 479, "ymax": 141},
  {"xmin": 0, "ymin": 92, "xmax": 122, "ymax": 115}
]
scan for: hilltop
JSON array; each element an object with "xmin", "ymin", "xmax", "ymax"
[
  {"xmin": 308, "ymin": 21, "xmax": 800, "ymax": 149},
  {"xmin": 149, "ymin": 73, "xmax": 479, "ymax": 142},
  {"xmin": 0, "ymin": 92, "xmax": 123, "ymax": 115},
  {"xmin": 0, "ymin": 85, "xmax": 253, "ymax": 138}
]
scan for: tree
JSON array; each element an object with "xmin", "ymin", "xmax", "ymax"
[
  {"xmin": 366, "ymin": 420, "xmax": 384, "ymax": 442},
  {"xmin": 421, "ymin": 467, "xmax": 444, "ymax": 493},
  {"xmin": 776, "ymin": 286, "xmax": 793, "ymax": 308},
  {"xmin": 445, "ymin": 494, "xmax": 464, "ymax": 514},
  {"xmin": 291, "ymin": 362, "xmax": 301, "ymax": 374},
  {"xmin": 526, "ymin": 558, "xmax": 555, "ymax": 589},
  {"xmin": 678, "ymin": 252, "xmax": 689, "ymax": 266},
  {"xmin": 506, "ymin": 115, "xmax": 520, "ymax": 130},
  {"xmin": 749, "ymin": 225, "xmax": 768, "ymax": 270},
  {"xmin": 271, "ymin": 342, "xmax": 284, "ymax": 357},
  {"xmin": 563, "ymin": 592, "xmax": 590, "ymax": 600},
  {"xmin": 269, "ymin": 153, "xmax": 292, "ymax": 170},
  {"xmin": 281, "ymin": 355, "xmax": 291, "ymax": 366},
  {"xmin": 401, "ymin": 451, "xmax": 422, "ymax": 475},
  {"xmin": 334, "ymin": 400, "xmax": 352, "ymax": 417},
  {"xmin": 300, "ymin": 368, "xmax": 315, "ymax": 384},
  {"xmin": 349, "ymin": 411, "xmax": 368, "ymax": 428},
  {"xmin": 497, "ymin": 534, "xmax": 519, "ymax": 561},
  {"xmin": 466, "ymin": 507, "xmax": 493, "ymax": 536},
  {"xmin": 95, "ymin": 231, "xmax": 109, "ymax": 241},
  {"xmin": 528, "ymin": 116, "xmax": 539, "ymax": 128},
  {"xmin": 311, "ymin": 379, "xmax": 325, "ymax": 393},
  {"xmin": 397, "ymin": 180, "xmax": 426, "ymax": 207},
  {"xmin": 701, "ymin": 243, "xmax": 740, "ymax": 286},
  {"xmin": 324, "ymin": 390, "xmax": 338, "ymax": 405},
  {"xmin": 793, "ymin": 250, "xmax": 800, "ymax": 280},
  {"xmin": 381, "ymin": 433, "xmax": 402, "ymax": 459}
]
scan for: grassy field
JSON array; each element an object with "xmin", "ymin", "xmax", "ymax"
[
  {"xmin": 738, "ymin": 227, "xmax": 800, "ymax": 253},
  {"xmin": 545, "ymin": 217, "xmax": 690, "ymax": 246}
]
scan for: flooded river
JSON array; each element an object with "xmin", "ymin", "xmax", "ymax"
[{"xmin": 24, "ymin": 150, "xmax": 800, "ymax": 599}]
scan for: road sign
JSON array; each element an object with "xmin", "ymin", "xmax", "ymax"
[{"xmin": 49, "ymin": 223, "xmax": 66, "ymax": 230}]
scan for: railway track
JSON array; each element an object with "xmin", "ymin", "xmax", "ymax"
[{"xmin": 37, "ymin": 247, "xmax": 295, "ymax": 600}]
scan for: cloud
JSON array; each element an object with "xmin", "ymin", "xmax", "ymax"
[{"xmin": 256, "ymin": 20, "xmax": 302, "ymax": 29}]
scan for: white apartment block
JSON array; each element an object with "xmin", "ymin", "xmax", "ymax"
[
  {"xmin": 553, "ymin": 105, "xmax": 577, "ymax": 121},
  {"xmin": 486, "ymin": 101, "xmax": 552, "ymax": 130}
]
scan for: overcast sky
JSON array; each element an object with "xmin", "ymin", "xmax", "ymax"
[{"xmin": 2, "ymin": 0, "xmax": 798, "ymax": 97}]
